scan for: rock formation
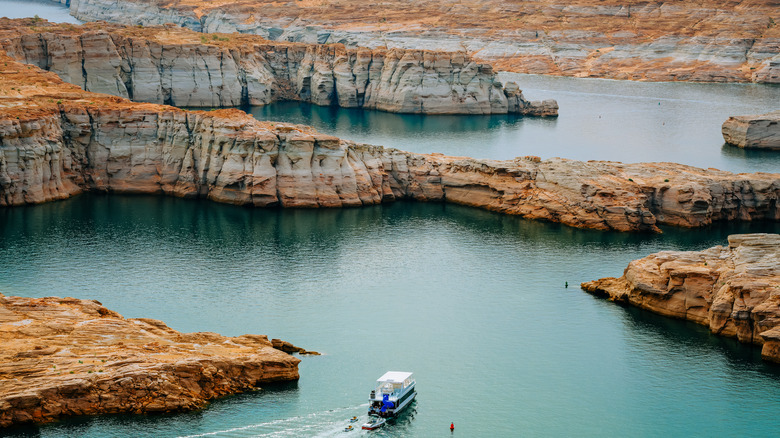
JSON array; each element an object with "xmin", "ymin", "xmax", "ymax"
[
  {"xmin": 581, "ymin": 234, "xmax": 780, "ymax": 363},
  {"xmin": 63, "ymin": 0, "xmax": 780, "ymax": 83},
  {"xmin": 722, "ymin": 111, "xmax": 780, "ymax": 150},
  {"xmin": 271, "ymin": 339, "xmax": 320, "ymax": 355},
  {"xmin": 0, "ymin": 54, "xmax": 777, "ymax": 232},
  {"xmin": 0, "ymin": 292, "xmax": 301, "ymax": 428},
  {"xmin": 0, "ymin": 19, "xmax": 556, "ymax": 116}
]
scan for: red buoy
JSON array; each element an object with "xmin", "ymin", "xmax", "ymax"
[{"xmin": 450, "ymin": 422, "xmax": 455, "ymax": 431}]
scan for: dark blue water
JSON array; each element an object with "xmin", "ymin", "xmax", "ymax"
[{"xmin": 2, "ymin": 196, "xmax": 780, "ymax": 437}]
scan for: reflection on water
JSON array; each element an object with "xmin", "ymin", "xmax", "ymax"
[{"xmin": 2, "ymin": 195, "xmax": 780, "ymax": 437}]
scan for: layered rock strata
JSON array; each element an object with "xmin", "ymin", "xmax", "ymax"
[
  {"xmin": 0, "ymin": 292, "xmax": 301, "ymax": 428},
  {"xmin": 0, "ymin": 19, "xmax": 556, "ymax": 116},
  {"xmin": 582, "ymin": 234, "xmax": 780, "ymax": 363},
  {"xmin": 722, "ymin": 111, "xmax": 780, "ymax": 150},
  {"xmin": 63, "ymin": 0, "xmax": 780, "ymax": 83},
  {"xmin": 0, "ymin": 55, "xmax": 778, "ymax": 232}
]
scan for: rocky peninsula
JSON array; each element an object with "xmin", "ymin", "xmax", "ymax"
[
  {"xmin": 59, "ymin": 0, "xmax": 780, "ymax": 83},
  {"xmin": 0, "ymin": 54, "xmax": 777, "ymax": 232},
  {"xmin": 722, "ymin": 111, "xmax": 780, "ymax": 150},
  {"xmin": 0, "ymin": 292, "xmax": 301, "ymax": 428},
  {"xmin": 0, "ymin": 19, "xmax": 556, "ymax": 116},
  {"xmin": 582, "ymin": 234, "xmax": 780, "ymax": 363}
]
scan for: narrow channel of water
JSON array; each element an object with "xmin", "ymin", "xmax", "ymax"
[{"xmin": 247, "ymin": 77, "xmax": 780, "ymax": 174}]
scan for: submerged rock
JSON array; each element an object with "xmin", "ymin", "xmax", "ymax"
[
  {"xmin": 0, "ymin": 293, "xmax": 301, "ymax": 428},
  {"xmin": 582, "ymin": 234, "xmax": 780, "ymax": 363},
  {"xmin": 722, "ymin": 111, "xmax": 780, "ymax": 150}
]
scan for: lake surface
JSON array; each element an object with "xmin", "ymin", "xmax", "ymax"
[
  {"xmin": 0, "ymin": 0, "xmax": 81, "ymax": 24},
  {"xmin": 3, "ymin": 2, "xmax": 780, "ymax": 438},
  {"xmin": 2, "ymin": 196, "xmax": 780, "ymax": 438},
  {"xmin": 248, "ymin": 77, "xmax": 780, "ymax": 174}
]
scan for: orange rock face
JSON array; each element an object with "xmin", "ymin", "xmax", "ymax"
[
  {"xmin": 66, "ymin": 0, "xmax": 780, "ymax": 83},
  {"xmin": 582, "ymin": 234, "xmax": 780, "ymax": 363},
  {"xmin": 0, "ymin": 55, "xmax": 777, "ymax": 232},
  {"xmin": 0, "ymin": 292, "xmax": 301, "ymax": 428}
]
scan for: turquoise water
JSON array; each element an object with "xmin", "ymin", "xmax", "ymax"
[
  {"xmin": 3, "ymin": 2, "xmax": 780, "ymax": 438},
  {"xmin": 248, "ymin": 78, "xmax": 780, "ymax": 174},
  {"xmin": 2, "ymin": 196, "xmax": 780, "ymax": 437}
]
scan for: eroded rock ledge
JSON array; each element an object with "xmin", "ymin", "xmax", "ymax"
[
  {"xmin": 582, "ymin": 234, "xmax": 780, "ymax": 363},
  {"xmin": 722, "ymin": 111, "xmax": 780, "ymax": 150},
  {"xmin": 0, "ymin": 292, "xmax": 301, "ymax": 428},
  {"xmin": 0, "ymin": 55, "xmax": 777, "ymax": 232},
  {"xmin": 61, "ymin": 0, "xmax": 780, "ymax": 83},
  {"xmin": 0, "ymin": 19, "xmax": 556, "ymax": 116}
]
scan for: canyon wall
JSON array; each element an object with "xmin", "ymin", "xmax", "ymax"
[
  {"xmin": 0, "ymin": 20, "xmax": 556, "ymax": 116},
  {"xmin": 722, "ymin": 111, "xmax": 780, "ymax": 150},
  {"xmin": 0, "ymin": 55, "xmax": 777, "ymax": 233},
  {"xmin": 63, "ymin": 0, "xmax": 780, "ymax": 83},
  {"xmin": 0, "ymin": 292, "xmax": 301, "ymax": 428},
  {"xmin": 582, "ymin": 234, "xmax": 780, "ymax": 363}
]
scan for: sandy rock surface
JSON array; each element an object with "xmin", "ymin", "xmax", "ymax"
[
  {"xmin": 64, "ymin": 0, "xmax": 780, "ymax": 83},
  {"xmin": 582, "ymin": 234, "xmax": 780, "ymax": 362},
  {"xmin": 0, "ymin": 292, "xmax": 301, "ymax": 428}
]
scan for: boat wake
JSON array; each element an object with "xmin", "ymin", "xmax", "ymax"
[{"xmin": 177, "ymin": 404, "xmax": 370, "ymax": 438}]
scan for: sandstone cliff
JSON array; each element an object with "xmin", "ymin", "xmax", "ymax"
[
  {"xmin": 722, "ymin": 111, "xmax": 780, "ymax": 150},
  {"xmin": 582, "ymin": 234, "xmax": 780, "ymax": 363},
  {"xmin": 63, "ymin": 0, "xmax": 780, "ymax": 83},
  {"xmin": 0, "ymin": 55, "xmax": 777, "ymax": 232},
  {"xmin": 0, "ymin": 292, "xmax": 301, "ymax": 428},
  {"xmin": 0, "ymin": 19, "xmax": 556, "ymax": 115}
]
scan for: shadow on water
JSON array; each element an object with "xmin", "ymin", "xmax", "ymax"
[
  {"xmin": 0, "ymin": 382, "xmax": 301, "ymax": 438},
  {"xmin": 244, "ymin": 101, "xmax": 531, "ymax": 139},
  {"xmin": 596, "ymin": 299, "xmax": 780, "ymax": 374},
  {"xmin": 720, "ymin": 142, "xmax": 780, "ymax": 166},
  {"xmin": 2, "ymin": 194, "xmax": 779, "ymax": 259}
]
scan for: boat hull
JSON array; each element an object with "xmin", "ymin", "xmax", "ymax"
[
  {"xmin": 368, "ymin": 389, "xmax": 417, "ymax": 418},
  {"xmin": 361, "ymin": 418, "xmax": 386, "ymax": 430}
]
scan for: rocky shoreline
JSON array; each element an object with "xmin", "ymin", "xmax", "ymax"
[
  {"xmin": 0, "ymin": 54, "xmax": 777, "ymax": 232},
  {"xmin": 0, "ymin": 292, "xmax": 302, "ymax": 428},
  {"xmin": 59, "ymin": 0, "xmax": 780, "ymax": 83},
  {"xmin": 0, "ymin": 19, "xmax": 556, "ymax": 116},
  {"xmin": 582, "ymin": 234, "xmax": 780, "ymax": 363},
  {"xmin": 722, "ymin": 111, "xmax": 780, "ymax": 150}
]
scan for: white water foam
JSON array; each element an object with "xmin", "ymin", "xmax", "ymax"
[{"xmin": 177, "ymin": 404, "xmax": 369, "ymax": 438}]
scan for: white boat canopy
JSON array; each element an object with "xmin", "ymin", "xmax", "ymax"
[{"xmin": 377, "ymin": 371, "xmax": 413, "ymax": 384}]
